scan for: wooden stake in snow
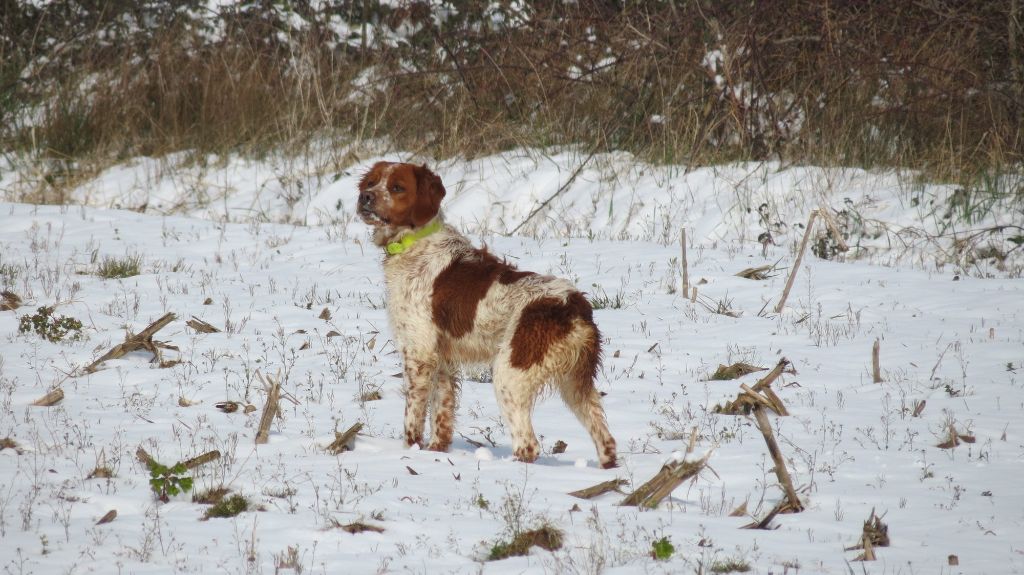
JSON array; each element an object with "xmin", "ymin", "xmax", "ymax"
[
  {"xmin": 872, "ymin": 339, "xmax": 883, "ymax": 383},
  {"xmin": 752, "ymin": 406, "xmax": 804, "ymax": 512},
  {"xmin": 619, "ymin": 450, "xmax": 712, "ymax": 509},
  {"xmin": 255, "ymin": 372, "xmax": 281, "ymax": 445},
  {"xmin": 774, "ymin": 210, "xmax": 819, "ymax": 313},
  {"xmin": 31, "ymin": 388, "xmax": 64, "ymax": 406},
  {"xmin": 83, "ymin": 312, "xmax": 177, "ymax": 374},
  {"xmin": 680, "ymin": 228, "xmax": 690, "ymax": 295}
]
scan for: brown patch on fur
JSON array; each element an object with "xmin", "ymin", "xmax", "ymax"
[
  {"xmin": 432, "ymin": 249, "xmax": 529, "ymax": 337},
  {"xmin": 510, "ymin": 292, "xmax": 599, "ymax": 373},
  {"xmin": 573, "ymin": 300, "xmax": 602, "ymax": 382},
  {"xmin": 498, "ymin": 269, "xmax": 536, "ymax": 284}
]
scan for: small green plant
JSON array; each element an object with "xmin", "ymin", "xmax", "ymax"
[
  {"xmin": 18, "ymin": 306, "xmax": 84, "ymax": 342},
  {"xmin": 203, "ymin": 494, "xmax": 249, "ymax": 519},
  {"xmin": 96, "ymin": 254, "xmax": 143, "ymax": 279},
  {"xmin": 148, "ymin": 461, "xmax": 194, "ymax": 503},
  {"xmin": 651, "ymin": 536, "xmax": 675, "ymax": 561},
  {"xmin": 475, "ymin": 494, "xmax": 490, "ymax": 510}
]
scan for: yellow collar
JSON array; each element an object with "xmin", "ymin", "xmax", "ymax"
[{"xmin": 385, "ymin": 220, "xmax": 443, "ymax": 256}]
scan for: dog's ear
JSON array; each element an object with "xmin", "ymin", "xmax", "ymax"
[{"xmin": 411, "ymin": 164, "xmax": 446, "ymax": 227}]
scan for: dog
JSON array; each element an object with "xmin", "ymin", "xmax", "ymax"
[{"xmin": 356, "ymin": 161, "xmax": 617, "ymax": 468}]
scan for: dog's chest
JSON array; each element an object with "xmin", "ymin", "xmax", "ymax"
[{"xmin": 381, "ymin": 250, "xmax": 448, "ymax": 343}]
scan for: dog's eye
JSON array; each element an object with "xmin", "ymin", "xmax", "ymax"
[
  {"xmin": 365, "ymin": 180, "xmax": 377, "ymax": 188},
  {"xmin": 389, "ymin": 184, "xmax": 405, "ymax": 194}
]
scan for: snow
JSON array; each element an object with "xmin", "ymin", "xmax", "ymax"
[{"xmin": 0, "ymin": 151, "xmax": 1022, "ymax": 574}]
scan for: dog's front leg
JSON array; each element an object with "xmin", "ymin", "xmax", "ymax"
[
  {"xmin": 427, "ymin": 366, "xmax": 459, "ymax": 452},
  {"xmin": 403, "ymin": 354, "xmax": 438, "ymax": 448}
]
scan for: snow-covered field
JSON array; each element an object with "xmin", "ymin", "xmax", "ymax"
[{"xmin": 1, "ymin": 152, "xmax": 1022, "ymax": 574}]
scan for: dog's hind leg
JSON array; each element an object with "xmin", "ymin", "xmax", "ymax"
[
  {"xmin": 492, "ymin": 354, "xmax": 543, "ymax": 463},
  {"xmin": 557, "ymin": 377, "xmax": 618, "ymax": 469}
]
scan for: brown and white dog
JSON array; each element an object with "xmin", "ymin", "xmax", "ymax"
[{"xmin": 357, "ymin": 161, "xmax": 617, "ymax": 468}]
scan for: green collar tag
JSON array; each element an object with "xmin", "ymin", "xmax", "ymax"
[{"xmin": 385, "ymin": 220, "xmax": 443, "ymax": 256}]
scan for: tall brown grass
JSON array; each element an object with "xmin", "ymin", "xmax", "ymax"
[{"xmin": 2, "ymin": 1, "xmax": 1022, "ymax": 187}]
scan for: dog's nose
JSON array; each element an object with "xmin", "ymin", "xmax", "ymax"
[{"xmin": 359, "ymin": 192, "xmax": 373, "ymax": 206}]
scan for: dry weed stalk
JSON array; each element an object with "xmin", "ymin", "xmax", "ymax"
[{"xmin": 775, "ymin": 210, "xmax": 819, "ymax": 313}]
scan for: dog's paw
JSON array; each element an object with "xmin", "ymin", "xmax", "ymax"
[
  {"xmin": 425, "ymin": 441, "xmax": 450, "ymax": 453},
  {"xmin": 513, "ymin": 444, "xmax": 540, "ymax": 463}
]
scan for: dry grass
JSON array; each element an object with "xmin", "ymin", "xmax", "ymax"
[
  {"xmin": 1, "ymin": 1, "xmax": 1022, "ymax": 194},
  {"xmin": 488, "ymin": 524, "xmax": 563, "ymax": 561}
]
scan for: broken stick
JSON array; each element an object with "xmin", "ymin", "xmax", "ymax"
[
  {"xmin": 326, "ymin": 422, "xmax": 364, "ymax": 454},
  {"xmin": 774, "ymin": 210, "xmax": 818, "ymax": 313},
  {"xmin": 255, "ymin": 372, "xmax": 281, "ymax": 445},
  {"xmin": 180, "ymin": 450, "xmax": 222, "ymax": 470},
  {"xmin": 752, "ymin": 406, "xmax": 803, "ymax": 512},
  {"xmin": 186, "ymin": 316, "xmax": 220, "ymax": 334},
  {"xmin": 619, "ymin": 450, "xmax": 712, "ymax": 509},
  {"xmin": 569, "ymin": 478, "xmax": 629, "ymax": 500},
  {"xmin": 31, "ymin": 388, "xmax": 64, "ymax": 406},
  {"xmin": 715, "ymin": 358, "xmax": 791, "ymax": 415},
  {"xmin": 83, "ymin": 312, "xmax": 177, "ymax": 374},
  {"xmin": 136, "ymin": 447, "xmax": 221, "ymax": 470},
  {"xmin": 872, "ymin": 339, "xmax": 883, "ymax": 383},
  {"xmin": 680, "ymin": 228, "xmax": 689, "ymax": 295}
]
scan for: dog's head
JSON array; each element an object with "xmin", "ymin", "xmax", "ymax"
[{"xmin": 357, "ymin": 162, "xmax": 446, "ymax": 236}]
